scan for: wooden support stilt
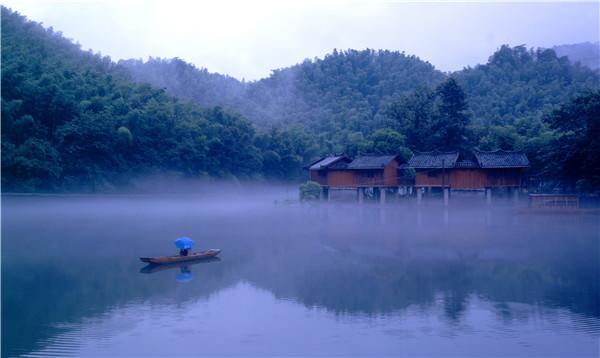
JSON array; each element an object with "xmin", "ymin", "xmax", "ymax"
[
  {"xmin": 380, "ymin": 188, "xmax": 386, "ymax": 205},
  {"xmin": 443, "ymin": 207, "xmax": 449, "ymax": 226},
  {"xmin": 443, "ymin": 187, "xmax": 449, "ymax": 206}
]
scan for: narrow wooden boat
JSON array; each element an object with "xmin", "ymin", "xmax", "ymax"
[{"xmin": 140, "ymin": 249, "xmax": 221, "ymax": 264}]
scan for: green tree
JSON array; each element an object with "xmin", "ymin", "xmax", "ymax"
[
  {"xmin": 544, "ymin": 91, "xmax": 600, "ymax": 191},
  {"xmin": 431, "ymin": 78, "xmax": 471, "ymax": 153},
  {"xmin": 368, "ymin": 128, "xmax": 406, "ymax": 155},
  {"xmin": 299, "ymin": 181, "xmax": 322, "ymax": 201}
]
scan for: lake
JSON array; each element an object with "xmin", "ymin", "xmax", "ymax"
[{"xmin": 2, "ymin": 189, "xmax": 599, "ymax": 357}]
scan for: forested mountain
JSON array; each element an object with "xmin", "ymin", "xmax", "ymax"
[
  {"xmin": 121, "ymin": 44, "xmax": 598, "ymax": 131},
  {"xmin": 119, "ymin": 50, "xmax": 445, "ymax": 130},
  {"xmin": 2, "ymin": 6, "xmax": 599, "ymax": 192},
  {"xmin": 120, "ymin": 57, "xmax": 246, "ymax": 114},
  {"xmin": 0, "ymin": 7, "xmax": 316, "ymax": 191},
  {"xmin": 456, "ymin": 45, "xmax": 598, "ymax": 126},
  {"xmin": 120, "ymin": 45, "xmax": 598, "ymax": 156},
  {"xmin": 553, "ymin": 42, "xmax": 600, "ymax": 70}
]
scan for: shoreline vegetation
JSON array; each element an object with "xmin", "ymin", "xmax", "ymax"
[{"xmin": 1, "ymin": 7, "xmax": 599, "ymax": 194}]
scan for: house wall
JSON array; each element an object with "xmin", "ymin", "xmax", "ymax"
[
  {"xmin": 415, "ymin": 170, "xmax": 447, "ymax": 187},
  {"xmin": 327, "ymin": 170, "xmax": 386, "ymax": 187},
  {"xmin": 316, "ymin": 159, "xmax": 400, "ymax": 187},
  {"xmin": 416, "ymin": 168, "xmax": 523, "ymax": 188},
  {"xmin": 450, "ymin": 169, "xmax": 488, "ymax": 189},
  {"xmin": 353, "ymin": 170, "xmax": 385, "ymax": 186},
  {"xmin": 485, "ymin": 168, "xmax": 522, "ymax": 187},
  {"xmin": 327, "ymin": 170, "xmax": 357, "ymax": 187},
  {"xmin": 383, "ymin": 161, "xmax": 399, "ymax": 186},
  {"xmin": 309, "ymin": 170, "xmax": 328, "ymax": 186}
]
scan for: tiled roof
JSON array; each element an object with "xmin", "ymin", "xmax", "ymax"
[
  {"xmin": 328, "ymin": 160, "xmax": 350, "ymax": 170},
  {"xmin": 454, "ymin": 160, "xmax": 478, "ymax": 168},
  {"xmin": 474, "ymin": 150, "xmax": 529, "ymax": 168},
  {"xmin": 347, "ymin": 155, "xmax": 398, "ymax": 170},
  {"xmin": 308, "ymin": 156, "xmax": 350, "ymax": 170},
  {"xmin": 408, "ymin": 151, "xmax": 459, "ymax": 168}
]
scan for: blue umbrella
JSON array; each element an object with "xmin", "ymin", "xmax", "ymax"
[
  {"xmin": 176, "ymin": 271, "xmax": 193, "ymax": 283},
  {"xmin": 175, "ymin": 236, "xmax": 195, "ymax": 249}
]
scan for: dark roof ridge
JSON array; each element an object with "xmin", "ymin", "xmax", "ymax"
[
  {"xmin": 305, "ymin": 155, "xmax": 351, "ymax": 170},
  {"xmin": 412, "ymin": 150, "xmax": 459, "ymax": 154},
  {"xmin": 354, "ymin": 153, "xmax": 399, "ymax": 157},
  {"xmin": 473, "ymin": 148, "xmax": 525, "ymax": 154}
]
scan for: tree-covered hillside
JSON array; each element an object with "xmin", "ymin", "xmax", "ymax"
[
  {"xmin": 456, "ymin": 44, "xmax": 598, "ymax": 126},
  {"xmin": 0, "ymin": 7, "xmax": 316, "ymax": 191},
  {"xmin": 120, "ymin": 57, "xmax": 246, "ymax": 115},
  {"xmin": 121, "ymin": 45, "xmax": 598, "ymax": 134},
  {"xmin": 118, "ymin": 49, "xmax": 446, "ymax": 130}
]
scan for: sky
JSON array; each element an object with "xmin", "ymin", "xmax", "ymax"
[{"xmin": 2, "ymin": 0, "xmax": 599, "ymax": 80}]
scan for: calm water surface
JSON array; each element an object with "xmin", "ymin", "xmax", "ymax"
[{"xmin": 2, "ymin": 191, "xmax": 600, "ymax": 357}]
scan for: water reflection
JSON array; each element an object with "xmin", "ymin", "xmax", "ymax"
[
  {"xmin": 140, "ymin": 257, "xmax": 222, "ymax": 284},
  {"xmin": 14, "ymin": 283, "xmax": 600, "ymax": 357},
  {"xmin": 175, "ymin": 267, "xmax": 193, "ymax": 283},
  {"xmin": 140, "ymin": 257, "xmax": 221, "ymax": 275},
  {"xmin": 2, "ymin": 194, "xmax": 599, "ymax": 357}
]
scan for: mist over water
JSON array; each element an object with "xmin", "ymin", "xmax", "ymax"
[{"xmin": 2, "ymin": 186, "xmax": 599, "ymax": 357}]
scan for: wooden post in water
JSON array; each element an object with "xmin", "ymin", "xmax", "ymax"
[
  {"xmin": 443, "ymin": 207, "xmax": 449, "ymax": 226},
  {"xmin": 417, "ymin": 187, "xmax": 422, "ymax": 205},
  {"xmin": 357, "ymin": 187, "xmax": 364, "ymax": 204},
  {"xmin": 486, "ymin": 188, "xmax": 492, "ymax": 206},
  {"xmin": 443, "ymin": 188, "xmax": 449, "ymax": 207},
  {"xmin": 380, "ymin": 188, "xmax": 386, "ymax": 205},
  {"xmin": 442, "ymin": 159, "xmax": 447, "ymax": 206}
]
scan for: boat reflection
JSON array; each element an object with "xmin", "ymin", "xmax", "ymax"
[
  {"xmin": 140, "ymin": 257, "xmax": 221, "ymax": 276},
  {"xmin": 176, "ymin": 267, "xmax": 193, "ymax": 283}
]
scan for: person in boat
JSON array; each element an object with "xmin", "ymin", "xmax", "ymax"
[{"xmin": 175, "ymin": 237, "xmax": 194, "ymax": 257}]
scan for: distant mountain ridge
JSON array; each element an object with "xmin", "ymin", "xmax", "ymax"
[
  {"xmin": 119, "ymin": 44, "xmax": 599, "ymax": 130},
  {"xmin": 118, "ymin": 49, "xmax": 445, "ymax": 129},
  {"xmin": 553, "ymin": 42, "xmax": 600, "ymax": 70}
]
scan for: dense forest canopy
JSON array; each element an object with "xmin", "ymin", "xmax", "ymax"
[
  {"xmin": 1, "ymin": 7, "xmax": 599, "ymax": 192},
  {"xmin": 119, "ymin": 50, "xmax": 445, "ymax": 128},
  {"xmin": 1, "ymin": 7, "xmax": 311, "ymax": 190}
]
